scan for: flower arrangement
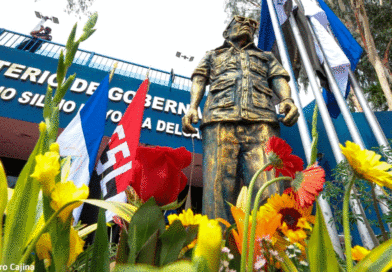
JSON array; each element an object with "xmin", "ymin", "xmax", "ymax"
[{"xmin": 1, "ymin": 13, "xmax": 392, "ymax": 272}]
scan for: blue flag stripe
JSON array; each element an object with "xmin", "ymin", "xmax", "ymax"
[
  {"xmin": 80, "ymin": 74, "xmax": 110, "ymax": 175},
  {"xmin": 258, "ymin": 0, "xmax": 276, "ymax": 51},
  {"xmin": 318, "ymin": 0, "xmax": 363, "ymax": 71}
]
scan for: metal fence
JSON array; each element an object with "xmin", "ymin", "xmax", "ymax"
[{"xmin": 0, "ymin": 28, "xmax": 196, "ymax": 92}]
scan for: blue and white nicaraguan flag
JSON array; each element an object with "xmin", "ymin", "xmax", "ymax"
[
  {"xmin": 57, "ymin": 74, "xmax": 110, "ymax": 223},
  {"xmin": 258, "ymin": 0, "xmax": 362, "ymax": 118}
]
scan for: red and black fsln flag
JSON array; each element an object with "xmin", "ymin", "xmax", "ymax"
[{"xmin": 79, "ymin": 79, "xmax": 150, "ymax": 225}]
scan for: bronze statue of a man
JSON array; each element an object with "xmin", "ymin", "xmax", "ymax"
[{"xmin": 182, "ymin": 16, "xmax": 299, "ymax": 222}]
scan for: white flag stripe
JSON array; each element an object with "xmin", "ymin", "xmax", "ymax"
[
  {"xmin": 99, "ymin": 161, "xmax": 132, "ymax": 197},
  {"xmin": 58, "ymin": 114, "xmax": 91, "ymax": 189},
  {"xmin": 302, "ymin": 0, "xmax": 351, "ymax": 96},
  {"xmin": 96, "ymin": 142, "xmax": 131, "ymax": 175}
]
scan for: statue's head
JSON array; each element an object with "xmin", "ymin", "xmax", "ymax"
[{"xmin": 223, "ymin": 16, "xmax": 259, "ymax": 44}]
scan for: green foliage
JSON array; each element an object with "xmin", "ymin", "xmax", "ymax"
[
  {"xmin": 353, "ymin": 237, "xmax": 392, "ymax": 271},
  {"xmin": 89, "ymin": 208, "xmax": 110, "ymax": 272},
  {"xmin": 363, "ymin": 82, "xmax": 388, "ymax": 111},
  {"xmin": 1, "ymin": 127, "xmax": 44, "ymax": 266},
  {"xmin": 159, "ymin": 220, "xmax": 187, "ymax": 266},
  {"xmin": 323, "ymin": 161, "xmax": 367, "ymax": 232},
  {"xmin": 307, "ymin": 203, "xmax": 340, "ymax": 272},
  {"xmin": 127, "ymin": 198, "xmax": 166, "ymax": 265},
  {"xmin": 114, "ymin": 260, "xmax": 195, "ymax": 272},
  {"xmin": 111, "ymin": 198, "xmax": 202, "ymax": 269},
  {"xmin": 0, "ymin": 160, "xmax": 7, "ymax": 259},
  {"xmin": 310, "ymin": 104, "xmax": 319, "ymax": 165}
]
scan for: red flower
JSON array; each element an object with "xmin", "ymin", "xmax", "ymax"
[
  {"xmin": 113, "ymin": 215, "xmax": 125, "ymax": 229},
  {"xmin": 130, "ymin": 146, "xmax": 191, "ymax": 206},
  {"xmin": 284, "ymin": 163, "xmax": 326, "ymax": 208},
  {"xmin": 264, "ymin": 136, "xmax": 304, "ymax": 178}
]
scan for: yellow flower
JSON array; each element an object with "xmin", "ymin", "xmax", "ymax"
[
  {"xmin": 351, "ymin": 245, "xmax": 370, "ymax": 261},
  {"xmin": 50, "ymin": 181, "xmax": 89, "ymax": 222},
  {"xmin": 50, "ymin": 142, "xmax": 60, "ymax": 153},
  {"xmin": 340, "ymin": 141, "xmax": 392, "ymax": 189},
  {"xmin": 236, "ymin": 186, "xmax": 248, "ymax": 212},
  {"xmin": 36, "ymin": 232, "xmax": 52, "ymax": 265},
  {"xmin": 68, "ymin": 226, "xmax": 85, "ymax": 266},
  {"xmin": 193, "ymin": 218, "xmax": 222, "ymax": 272},
  {"xmin": 35, "ymin": 228, "xmax": 85, "ymax": 267},
  {"xmin": 39, "ymin": 121, "xmax": 47, "ymax": 133},
  {"xmin": 257, "ymin": 193, "xmax": 314, "ymax": 243},
  {"xmin": 31, "ymin": 150, "xmax": 60, "ymax": 195},
  {"xmin": 167, "ymin": 209, "xmax": 208, "ymax": 227}
]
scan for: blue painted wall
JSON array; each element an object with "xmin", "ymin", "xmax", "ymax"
[{"xmin": 0, "ymin": 46, "xmax": 205, "ymax": 153}]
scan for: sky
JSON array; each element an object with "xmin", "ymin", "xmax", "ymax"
[
  {"xmin": 0, "ymin": 0, "xmax": 313, "ymax": 105},
  {"xmin": 0, "ymin": 0, "xmax": 229, "ymax": 78}
]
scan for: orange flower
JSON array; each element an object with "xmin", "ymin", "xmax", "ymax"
[
  {"xmin": 258, "ymin": 194, "xmax": 314, "ymax": 243},
  {"xmin": 265, "ymin": 136, "xmax": 304, "ymax": 178},
  {"xmin": 286, "ymin": 163, "xmax": 326, "ymax": 208},
  {"xmin": 351, "ymin": 245, "xmax": 370, "ymax": 261},
  {"xmin": 231, "ymin": 206, "xmax": 281, "ymax": 255}
]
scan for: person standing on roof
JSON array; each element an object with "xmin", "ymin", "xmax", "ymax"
[{"xmin": 17, "ymin": 25, "xmax": 52, "ymax": 53}]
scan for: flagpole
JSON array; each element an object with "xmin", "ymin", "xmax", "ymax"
[
  {"xmin": 109, "ymin": 62, "xmax": 118, "ymax": 83},
  {"xmin": 348, "ymin": 70, "xmax": 392, "ymax": 225},
  {"xmin": 303, "ymin": 16, "xmax": 381, "ymax": 247},
  {"xmin": 264, "ymin": 0, "xmax": 344, "ymax": 258},
  {"xmin": 320, "ymin": 19, "xmax": 391, "ymax": 230},
  {"xmin": 288, "ymin": 10, "xmax": 377, "ymax": 249},
  {"xmin": 285, "ymin": 13, "xmax": 348, "ymax": 257}
]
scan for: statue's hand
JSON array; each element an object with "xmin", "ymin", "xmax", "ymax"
[
  {"xmin": 182, "ymin": 108, "xmax": 199, "ymax": 134},
  {"xmin": 279, "ymin": 99, "xmax": 299, "ymax": 127}
]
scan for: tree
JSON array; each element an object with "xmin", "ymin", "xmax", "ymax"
[
  {"xmin": 224, "ymin": 0, "xmax": 260, "ymax": 24},
  {"xmin": 64, "ymin": 0, "xmax": 95, "ymax": 18},
  {"xmin": 318, "ymin": 0, "xmax": 392, "ymax": 110}
]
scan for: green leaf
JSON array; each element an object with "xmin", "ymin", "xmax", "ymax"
[
  {"xmin": 353, "ymin": 238, "xmax": 392, "ymax": 272},
  {"xmin": 115, "ymin": 225, "xmax": 130, "ymax": 265},
  {"xmin": 160, "ymin": 196, "xmax": 187, "ymax": 210},
  {"xmin": 43, "ymin": 86, "xmax": 53, "ymax": 120},
  {"xmin": 90, "ymin": 208, "xmax": 110, "ymax": 272},
  {"xmin": 278, "ymin": 250, "xmax": 298, "ymax": 272},
  {"xmin": 114, "ymin": 260, "xmax": 194, "ymax": 272},
  {"xmin": 159, "ymin": 220, "xmax": 187, "ymax": 266},
  {"xmin": 193, "ymin": 255, "xmax": 211, "ymax": 272},
  {"xmin": 56, "ymin": 50, "xmax": 66, "ymax": 89},
  {"xmin": 308, "ymin": 202, "xmax": 340, "ymax": 272},
  {"xmin": 48, "ymin": 106, "xmax": 59, "ymax": 145},
  {"xmin": 33, "ymin": 250, "xmax": 47, "ymax": 272},
  {"xmin": 78, "ymin": 223, "xmax": 97, "ymax": 239},
  {"xmin": 226, "ymin": 229, "xmax": 241, "ymax": 272},
  {"xmin": 83, "ymin": 12, "xmax": 98, "ymax": 32},
  {"xmin": 66, "ymin": 23, "xmax": 77, "ymax": 52},
  {"xmin": 310, "ymin": 135, "xmax": 318, "ymax": 166},
  {"xmin": 50, "ymin": 216, "xmax": 71, "ymax": 271},
  {"xmin": 78, "ymin": 28, "xmax": 96, "ymax": 42},
  {"xmin": 310, "ymin": 104, "xmax": 319, "ymax": 165},
  {"xmin": 127, "ymin": 198, "xmax": 165, "ymax": 264},
  {"xmin": 183, "ymin": 225, "xmax": 198, "ymax": 249},
  {"xmin": 0, "ymin": 160, "xmax": 7, "ymax": 258},
  {"xmin": 1, "ymin": 127, "xmax": 44, "ymax": 266},
  {"xmin": 82, "ymin": 199, "xmax": 137, "ymax": 223},
  {"xmin": 64, "ymin": 40, "xmax": 80, "ymax": 68},
  {"xmin": 137, "ymin": 229, "xmax": 159, "ymax": 265},
  {"xmin": 53, "ymin": 74, "xmax": 76, "ymax": 105}
]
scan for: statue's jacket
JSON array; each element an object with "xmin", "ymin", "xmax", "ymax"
[{"xmin": 192, "ymin": 41, "xmax": 290, "ymax": 129}]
